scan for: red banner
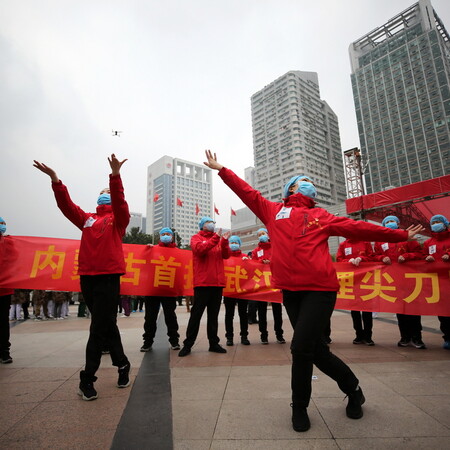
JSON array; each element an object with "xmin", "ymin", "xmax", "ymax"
[{"xmin": 1, "ymin": 236, "xmax": 449, "ymax": 316}]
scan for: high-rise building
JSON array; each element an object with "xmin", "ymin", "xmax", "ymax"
[
  {"xmin": 251, "ymin": 71, "xmax": 347, "ymax": 206},
  {"xmin": 126, "ymin": 212, "xmax": 145, "ymax": 234},
  {"xmin": 349, "ymin": 0, "xmax": 450, "ymax": 194},
  {"xmin": 146, "ymin": 156, "xmax": 213, "ymax": 247}
]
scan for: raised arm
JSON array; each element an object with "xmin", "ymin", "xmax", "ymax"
[{"xmin": 107, "ymin": 154, "xmax": 130, "ymax": 234}]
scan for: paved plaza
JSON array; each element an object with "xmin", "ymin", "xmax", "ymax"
[{"xmin": 1, "ymin": 305, "xmax": 449, "ymax": 449}]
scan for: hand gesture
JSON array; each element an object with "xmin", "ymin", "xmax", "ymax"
[
  {"xmin": 382, "ymin": 256, "xmax": 391, "ymax": 265},
  {"xmin": 108, "ymin": 153, "xmax": 128, "ymax": 176},
  {"xmin": 203, "ymin": 150, "xmax": 223, "ymax": 171},
  {"xmin": 442, "ymin": 254, "xmax": 449, "ymax": 261},
  {"xmin": 398, "ymin": 255, "xmax": 406, "ymax": 263},
  {"xmin": 351, "ymin": 257, "xmax": 361, "ymax": 266},
  {"xmin": 262, "ymin": 259, "xmax": 270, "ymax": 264},
  {"xmin": 222, "ymin": 231, "xmax": 231, "ymax": 240},
  {"xmin": 33, "ymin": 160, "xmax": 60, "ymax": 183},
  {"xmin": 425, "ymin": 255, "xmax": 435, "ymax": 262},
  {"xmin": 406, "ymin": 224, "xmax": 425, "ymax": 240}
]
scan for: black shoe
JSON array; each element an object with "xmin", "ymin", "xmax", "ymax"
[
  {"xmin": 171, "ymin": 343, "xmax": 181, "ymax": 350},
  {"xmin": 261, "ymin": 338, "xmax": 269, "ymax": 345},
  {"xmin": 117, "ymin": 363, "xmax": 131, "ymax": 388},
  {"xmin": 291, "ymin": 403, "xmax": 310, "ymax": 432},
  {"xmin": 178, "ymin": 346, "xmax": 191, "ymax": 357},
  {"xmin": 412, "ymin": 339, "xmax": 427, "ymax": 349},
  {"xmin": 78, "ymin": 371, "xmax": 98, "ymax": 401},
  {"xmin": 324, "ymin": 336, "xmax": 332, "ymax": 344},
  {"xmin": 345, "ymin": 386, "xmax": 365, "ymax": 419},
  {"xmin": 276, "ymin": 336, "xmax": 286, "ymax": 344},
  {"xmin": 241, "ymin": 338, "xmax": 250, "ymax": 345},
  {"xmin": 398, "ymin": 338, "xmax": 410, "ymax": 347},
  {"xmin": 209, "ymin": 344, "xmax": 227, "ymax": 354},
  {"xmin": 353, "ymin": 337, "xmax": 364, "ymax": 344},
  {"xmin": 226, "ymin": 339, "xmax": 234, "ymax": 346},
  {"xmin": 364, "ymin": 339, "xmax": 375, "ymax": 346},
  {"xmin": 140, "ymin": 343, "xmax": 152, "ymax": 352},
  {"xmin": 0, "ymin": 354, "xmax": 13, "ymax": 364}
]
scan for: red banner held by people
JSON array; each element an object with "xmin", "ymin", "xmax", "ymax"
[{"xmin": 0, "ymin": 236, "xmax": 449, "ymax": 316}]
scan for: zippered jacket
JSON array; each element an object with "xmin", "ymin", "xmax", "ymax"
[
  {"xmin": 373, "ymin": 240, "xmax": 422, "ymax": 262},
  {"xmin": 252, "ymin": 242, "xmax": 272, "ymax": 262},
  {"xmin": 218, "ymin": 167, "xmax": 409, "ymax": 291},
  {"xmin": 52, "ymin": 174, "xmax": 130, "ymax": 276},
  {"xmin": 336, "ymin": 240, "xmax": 374, "ymax": 262},
  {"xmin": 422, "ymin": 230, "xmax": 450, "ymax": 259},
  {"xmin": 190, "ymin": 230, "xmax": 230, "ymax": 287}
]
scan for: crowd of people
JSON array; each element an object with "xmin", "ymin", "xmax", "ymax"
[{"xmin": 0, "ymin": 150, "xmax": 448, "ymax": 434}]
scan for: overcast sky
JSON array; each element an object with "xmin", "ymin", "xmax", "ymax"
[{"xmin": 1, "ymin": 0, "xmax": 449, "ymax": 239}]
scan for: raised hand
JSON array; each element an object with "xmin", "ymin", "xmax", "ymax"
[
  {"xmin": 203, "ymin": 150, "xmax": 223, "ymax": 171},
  {"xmin": 108, "ymin": 153, "xmax": 128, "ymax": 176},
  {"xmin": 33, "ymin": 160, "xmax": 60, "ymax": 183},
  {"xmin": 406, "ymin": 224, "xmax": 425, "ymax": 240},
  {"xmin": 223, "ymin": 231, "xmax": 231, "ymax": 240}
]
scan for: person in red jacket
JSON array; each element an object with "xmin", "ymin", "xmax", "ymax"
[
  {"xmin": 223, "ymin": 235, "xmax": 251, "ymax": 346},
  {"xmin": 423, "ymin": 214, "xmax": 450, "ymax": 350},
  {"xmin": 374, "ymin": 215, "xmax": 425, "ymax": 349},
  {"xmin": 252, "ymin": 228, "xmax": 285, "ymax": 345},
  {"xmin": 178, "ymin": 216, "xmax": 231, "ymax": 356},
  {"xmin": 0, "ymin": 217, "xmax": 14, "ymax": 364},
  {"xmin": 33, "ymin": 155, "xmax": 131, "ymax": 401},
  {"xmin": 140, "ymin": 227, "xmax": 180, "ymax": 352},
  {"xmin": 204, "ymin": 150, "xmax": 424, "ymax": 432},
  {"xmin": 336, "ymin": 239, "xmax": 375, "ymax": 345}
]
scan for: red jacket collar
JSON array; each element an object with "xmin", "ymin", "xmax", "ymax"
[
  {"xmin": 199, "ymin": 230, "xmax": 215, "ymax": 237},
  {"xmin": 284, "ymin": 193, "xmax": 316, "ymax": 208},
  {"xmin": 158, "ymin": 242, "xmax": 177, "ymax": 248},
  {"xmin": 96, "ymin": 204, "xmax": 112, "ymax": 216},
  {"xmin": 431, "ymin": 230, "xmax": 450, "ymax": 240}
]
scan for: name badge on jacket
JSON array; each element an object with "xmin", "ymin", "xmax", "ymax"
[
  {"xmin": 84, "ymin": 217, "xmax": 97, "ymax": 228},
  {"xmin": 275, "ymin": 207, "xmax": 292, "ymax": 220},
  {"xmin": 345, "ymin": 247, "xmax": 352, "ymax": 256},
  {"xmin": 381, "ymin": 243, "xmax": 389, "ymax": 251},
  {"xmin": 429, "ymin": 245, "xmax": 436, "ymax": 255}
]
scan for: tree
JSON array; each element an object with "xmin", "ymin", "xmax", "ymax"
[{"xmin": 122, "ymin": 227, "xmax": 154, "ymax": 245}]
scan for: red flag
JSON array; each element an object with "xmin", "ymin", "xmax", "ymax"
[
  {"xmin": 214, "ymin": 204, "xmax": 220, "ymax": 215},
  {"xmin": 153, "ymin": 193, "xmax": 159, "ymax": 202},
  {"xmin": 195, "ymin": 203, "xmax": 200, "ymax": 215},
  {"xmin": 177, "ymin": 197, "xmax": 183, "ymax": 207},
  {"xmin": 231, "ymin": 207, "xmax": 236, "ymax": 216}
]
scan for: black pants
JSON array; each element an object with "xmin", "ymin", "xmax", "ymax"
[
  {"xmin": 256, "ymin": 301, "xmax": 284, "ymax": 339},
  {"xmin": 397, "ymin": 313, "xmax": 422, "ymax": 341},
  {"xmin": 0, "ymin": 295, "xmax": 11, "ymax": 357},
  {"xmin": 438, "ymin": 316, "xmax": 450, "ymax": 342},
  {"xmin": 247, "ymin": 300, "xmax": 258, "ymax": 322},
  {"xmin": 143, "ymin": 296, "xmax": 180, "ymax": 346},
  {"xmin": 80, "ymin": 274, "xmax": 129, "ymax": 378},
  {"xmin": 283, "ymin": 290, "xmax": 358, "ymax": 407},
  {"xmin": 351, "ymin": 310, "xmax": 373, "ymax": 340},
  {"xmin": 183, "ymin": 286, "xmax": 222, "ymax": 348},
  {"xmin": 224, "ymin": 297, "xmax": 249, "ymax": 339}
]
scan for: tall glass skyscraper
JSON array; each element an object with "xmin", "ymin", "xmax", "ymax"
[
  {"xmin": 349, "ymin": 0, "xmax": 450, "ymax": 194},
  {"xmin": 251, "ymin": 71, "xmax": 346, "ymax": 207}
]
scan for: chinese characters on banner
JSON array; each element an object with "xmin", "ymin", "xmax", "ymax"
[{"xmin": 0, "ymin": 236, "xmax": 449, "ymax": 316}]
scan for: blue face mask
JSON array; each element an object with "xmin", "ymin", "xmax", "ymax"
[
  {"xmin": 97, "ymin": 193, "xmax": 111, "ymax": 205},
  {"xmin": 160, "ymin": 235, "xmax": 172, "ymax": 244},
  {"xmin": 431, "ymin": 223, "xmax": 445, "ymax": 233},
  {"xmin": 297, "ymin": 181, "xmax": 317, "ymax": 199},
  {"xmin": 230, "ymin": 243, "xmax": 240, "ymax": 251},
  {"xmin": 0, "ymin": 224, "xmax": 6, "ymax": 235},
  {"xmin": 258, "ymin": 235, "xmax": 269, "ymax": 243},
  {"xmin": 385, "ymin": 222, "xmax": 398, "ymax": 230},
  {"xmin": 204, "ymin": 222, "xmax": 215, "ymax": 232}
]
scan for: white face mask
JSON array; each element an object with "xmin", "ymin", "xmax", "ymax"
[{"xmin": 205, "ymin": 222, "xmax": 215, "ymax": 232}]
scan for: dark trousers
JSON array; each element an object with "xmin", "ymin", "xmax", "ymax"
[
  {"xmin": 256, "ymin": 301, "xmax": 284, "ymax": 339},
  {"xmin": 183, "ymin": 286, "xmax": 222, "ymax": 348},
  {"xmin": 143, "ymin": 296, "xmax": 180, "ymax": 346},
  {"xmin": 224, "ymin": 297, "xmax": 249, "ymax": 339},
  {"xmin": 438, "ymin": 316, "xmax": 450, "ymax": 342},
  {"xmin": 283, "ymin": 290, "xmax": 358, "ymax": 407},
  {"xmin": 248, "ymin": 300, "xmax": 258, "ymax": 322},
  {"xmin": 80, "ymin": 274, "xmax": 129, "ymax": 378},
  {"xmin": 0, "ymin": 295, "xmax": 11, "ymax": 357},
  {"xmin": 351, "ymin": 310, "xmax": 373, "ymax": 340},
  {"xmin": 397, "ymin": 313, "xmax": 422, "ymax": 341}
]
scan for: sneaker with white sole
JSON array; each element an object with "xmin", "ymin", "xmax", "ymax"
[{"xmin": 117, "ymin": 363, "xmax": 131, "ymax": 388}]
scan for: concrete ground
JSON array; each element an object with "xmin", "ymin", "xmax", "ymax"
[{"xmin": 1, "ymin": 304, "xmax": 449, "ymax": 449}]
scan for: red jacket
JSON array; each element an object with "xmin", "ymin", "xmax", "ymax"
[
  {"xmin": 252, "ymin": 242, "xmax": 272, "ymax": 262},
  {"xmin": 422, "ymin": 230, "xmax": 450, "ymax": 259},
  {"xmin": 336, "ymin": 239, "xmax": 374, "ymax": 262},
  {"xmin": 190, "ymin": 230, "xmax": 230, "ymax": 287},
  {"xmin": 219, "ymin": 167, "xmax": 409, "ymax": 291},
  {"xmin": 52, "ymin": 174, "xmax": 130, "ymax": 276},
  {"xmin": 0, "ymin": 235, "xmax": 14, "ymax": 295},
  {"xmin": 373, "ymin": 240, "xmax": 422, "ymax": 262}
]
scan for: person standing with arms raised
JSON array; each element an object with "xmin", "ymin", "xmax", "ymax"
[
  {"xmin": 33, "ymin": 154, "xmax": 131, "ymax": 401},
  {"xmin": 203, "ymin": 149, "xmax": 424, "ymax": 432}
]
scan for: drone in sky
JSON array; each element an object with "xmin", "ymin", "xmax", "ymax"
[{"xmin": 112, "ymin": 130, "xmax": 123, "ymax": 137}]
